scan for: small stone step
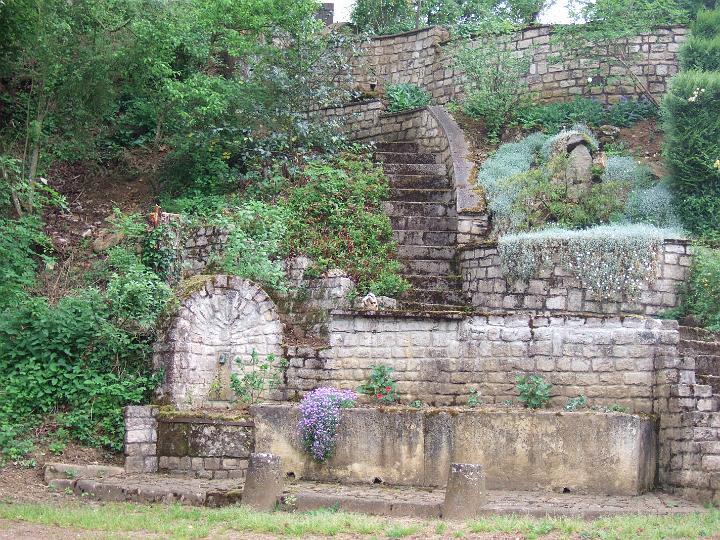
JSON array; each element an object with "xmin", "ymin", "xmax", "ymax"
[
  {"xmin": 400, "ymin": 300, "xmax": 467, "ymax": 312},
  {"xmin": 375, "ymin": 152, "xmax": 437, "ymax": 164},
  {"xmin": 400, "ymin": 258, "xmax": 455, "ymax": 275},
  {"xmin": 391, "ymin": 216, "xmax": 458, "ymax": 231},
  {"xmin": 402, "ymin": 288, "xmax": 466, "ymax": 305},
  {"xmin": 405, "ymin": 274, "xmax": 463, "ymax": 291},
  {"xmin": 388, "ymin": 174, "xmax": 450, "ymax": 189},
  {"xmin": 393, "ymin": 230, "xmax": 457, "ymax": 247},
  {"xmin": 383, "ymin": 163, "xmax": 446, "ymax": 176},
  {"xmin": 397, "ymin": 244, "xmax": 456, "ymax": 260},
  {"xmin": 391, "ymin": 188, "xmax": 453, "ymax": 203},
  {"xmin": 375, "ymin": 141, "xmax": 420, "ymax": 153},
  {"xmin": 384, "ymin": 201, "xmax": 452, "ymax": 218}
]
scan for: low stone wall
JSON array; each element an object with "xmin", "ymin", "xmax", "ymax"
[
  {"xmin": 285, "ymin": 311, "xmax": 679, "ymax": 413},
  {"xmin": 182, "ymin": 225, "xmax": 227, "ymax": 277},
  {"xmin": 460, "ymin": 240, "xmax": 691, "ymax": 317},
  {"xmin": 350, "ymin": 24, "xmax": 687, "ymax": 105},
  {"xmin": 252, "ymin": 404, "xmax": 657, "ymax": 495},
  {"xmin": 124, "ymin": 406, "xmax": 159, "ymax": 473},
  {"xmin": 155, "ymin": 413, "xmax": 254, "ymax": 479}
]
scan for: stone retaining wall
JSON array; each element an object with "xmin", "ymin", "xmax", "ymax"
[
  {"xmin": 460, "ymin": 240, "xmax": 691, "ymax": 317},
  {"xmin": 156, "ymin": 414, "xmax": 254, "ymax": 479},
  {"xmin": 352, "ymin": 24, "xmax": 687, "ymax": 104},
  {"xmin": 252, "ymin": 404, "xmax": 657, "ymax": 495},
  {"xmin": 124, "ymin": 406, "xmax": 159, "ymax": 473},
  {"xmin": 285, "ymin": 311, "xmax": 679, "ymax": 413}
]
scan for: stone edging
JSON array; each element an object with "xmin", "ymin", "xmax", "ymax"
[{"xmin": 457, "ymin": 237, "xmax": 692, "ymax": 252}]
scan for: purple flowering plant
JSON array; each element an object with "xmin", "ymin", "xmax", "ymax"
[{"xmin": 298, "ymin": 387, "xmax": 357, "ymax": 462}]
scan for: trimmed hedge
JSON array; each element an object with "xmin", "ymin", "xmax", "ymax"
[
  {"xmin": 662, "ymin": 69, "xmax": 720, "ymax": 238},
  {"xmin": 691, "ymin": 8, "xmax": 720, "ymax": 39},
  {"xmin": 680, "ymin": 34, "xmax": 720, "ymax": 70}
]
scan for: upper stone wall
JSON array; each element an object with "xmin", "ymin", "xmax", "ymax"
[{"xmin": 351, "ymin": 24, "xmax": 687, "ymax": 104}]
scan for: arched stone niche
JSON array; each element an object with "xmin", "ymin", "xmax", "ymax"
[{"xmin": 154, "ymin": 275, "xmax": 283, "ymax": 409}]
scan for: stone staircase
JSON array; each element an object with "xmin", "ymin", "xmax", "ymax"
[{"xmin": 375, "ymin": 141, "xmax": 466, "ymax": 312}]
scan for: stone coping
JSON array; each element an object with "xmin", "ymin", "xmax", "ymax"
[
  {"xmin": 329, "ymin": 308, "xmax": 676, "ymax": 324},
  {"xmin": 457, "ymin": 237, "xmax": 692, "ymax": 252},
  {"xmin": 157, "ymin": 416, "xmax": 254, "ymax": 427},
  {"xmin": 379, "ymin": 106, "xmax": 427, "ymax": 119}
]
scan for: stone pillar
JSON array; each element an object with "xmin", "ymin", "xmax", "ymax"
[
  {"xmin": 442, "ymin": 463, "xmax": 487, "ymax": 520},
  {"xmin": 124, "ymin": 406, "xmax": 158, "ymax": 473},
  {"xmin": 241, "ymin": 452, "xmax": 283, "ymax": 511}
]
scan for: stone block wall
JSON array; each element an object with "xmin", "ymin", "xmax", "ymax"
[
  {"xmin": 284, "ymin": 311, "xmax": 679, "ymax": 412},
  {"xmin": 460, "ymin": 240, "xmax": 691, "ymax": 317},
  {"xmin": 351, "ymin": 24, "xmax": 687, "ymax": 105},
  {"xmin": 124, "ymin": 406, "xmax": 159, "ymax": 473},
  {"xmin": 156, "ymin": 415, "xmax": 254, "ymax": 479},
  {"xmin": 182, "ymin": 225, "xmax": 227, "ymax": 276}
]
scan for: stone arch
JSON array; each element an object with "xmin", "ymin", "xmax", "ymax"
[{"xmin": 154, "ymin": 275, "xmax": 283, "ymax": 409}]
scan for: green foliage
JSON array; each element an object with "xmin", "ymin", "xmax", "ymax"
[
  {"xmin": 285, "ymin": 153, "xmax": 409, "ymax": 296},
  {"xmin": 409, "ymin": 399, "xmax": 425, "ymax": 408},
  {"xmin": 564, "ymin": 395, "xmax": 588, "ymax": 411},
  {"xmin": 499, "ymin": 224, "xmax": 680, "ymax": 298},
  {"xmin": 515, "ymin": 374, "xmax": 552, "ymax": 409},
  {"xmin": 681, "ymin": 9, "xmax": 720, "ymax": 71},
  {"xmin": 467, "ymin": 387, "xmax": 481, "ymax": 407},
  {"xmin": 675, "ymin": 247, "xmax": 720, "ymax": 331},
  {"xmin": 455, "ymin": 39, "xmax": 533, "ymax": 141},
  {"xmin": 358, "ymin": 364, "xmax": 398, "ymax": 403},
  {"xmin": 350, "ymin": 0, "xmax": 416, "ymax": 34},
  {"xmin": 386, "ymin": 83, "xmax": 431, "ymax": 112},
  {"xmin": 230, "ymin": 350, "xmax": 288, "ymax": 405},
  {"xmin": 625, "ymin": 183, "xmax": 681, "ymax": 228},
  {"xmin": 662, "ymin": 69, "xmax": 720, "ymax": 239},
  {"xmin": 518, "ymin": 98, "xmax": 657, "ymax": 134},
  {"xmin": 692, "ymin": 8, "xmax": 720, "ymax": 39}
]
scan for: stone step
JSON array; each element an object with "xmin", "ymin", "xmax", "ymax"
[
  {"xmin": 393, "ymin": 229, "xmax": 457, "ymax": 247},
  {"xmin": 375, "ymin": 141, "xmax": 420, "ymax": 153},
  {"xmin": 402, "ymin": 287, "xmax": 466, "ymax": 305},
  {"xmin": 391, "ymin": 216, "xmax": 457, "ymax": 231},
  {"xmin": 388, "ymin": 174, "xmax": 450, "ymax": 189},
  {"xmin": 397, "ymin": 244, "xmax": 456, "ymax": 260},
  {"xmin": 375, "ymin": 152, "xmax": 437, "ymax": 164},
  {"xmin": 405, "ymin": 273, "xmax": 463, "ymax": 291},
  {"xmin": 399, "ymin": 258, "xmax": 455, "ymax": 275},
  {"xmin": 400, "ymin": 300, "xmax": 467, "ymax": 312},
  {"xmin": 384, "ymin": 201, "xmax": 454, "ymax": 218},
  {"xmin": 383, "ymin": 163, "xmax": 446, "ymax": 176},
  {"xmin": 390, "ymin": 188, "xmax": 453, "ymax": 203}
]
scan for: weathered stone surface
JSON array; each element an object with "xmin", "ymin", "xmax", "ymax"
[
  {"xmin": 565, "ymin": 143, "xmax": 594, "ymax": 196},
  {"xmin": 252, "ymin": 404, "xmax": 658, "ymax": 495},
  {"xmin": 242, "ymin": 452, "xmax": 283, "ymax": 511},
  {"xmin": 44, "ymin": 463, "xmax": 124, "ymax": 483},
  {"xmin": 442, "ymin": 463, "xmax": 487, "ymax": 519}
]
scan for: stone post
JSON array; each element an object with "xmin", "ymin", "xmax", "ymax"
[
  {"xmin": 442, "ymin": 463, "xmax": 487, "ymax": 520},
  {"xmin": 241, "ymin": 452, "xmax": 283, "ymax": 511},
  {"xmin": 124, "ymin": 406, "xmax": 158, "ymax": 473}
]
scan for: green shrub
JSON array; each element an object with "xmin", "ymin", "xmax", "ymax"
[
  {"xmin": 518, "ymin": 98, "xmax": 657, "ymax": 133},
  {"xmin": 455, "ymin": 39, "xmax": 533, "ymax": 141},
  {"xmin": 625, "ymin": 183, "xmax": 681, "ymax": 228},
  {"xmin": 386, "ymin": 83, "xmax": 431, "ymax": 113},
  {"xmin": 692, "ymin": 8, "xmax": 720, "ymax": 39},
  {"xmin": 680, "ymin": 34, "xmax": 720, "ymax": 71},
  {"xmin": 662, "ymin": 69, "xmax": 720, "ymax": 239},
  {"xmin": 676, "ymin": 246, "xmax": 720, "ymax": 331},
  {"xmin": 515, "ymin": 374, "xmax": 552, "ymax": 409},
  {"xmin": 602, "ymin": 156, "xmax": 652, "ymax": 185}
]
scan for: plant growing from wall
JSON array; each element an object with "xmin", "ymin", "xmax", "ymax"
[
  {"xmin": 498, "ymin": 224, "xmax": 679, "ymax": 299},
  {"xmin": 564, "ymin": 395, "xmax": 588, "ymax": 411},
  {"xmin": 515, "ymin": 374, "xmax": 552, "ymax": 409},
  {"xmin": 298, "ymin": 387, "xmax": 357, "ymax": 462},
  {"xmin": 467, "ymin": 387, "xmax": 481, "ymax": 407},
  {"xmin": 672, "ymin": 247, "xmax": 720, "ymax": 331},
  {"xmin": 230, "ymin": 349, "xmax": 288, "ymax": 405},
  {"xmin": 358, "ymin": 364, "xmax": 398, "ymax": 403},
  {"xmin": 386, "ymin": 83, "xmax": 431, "ymax": 113}
]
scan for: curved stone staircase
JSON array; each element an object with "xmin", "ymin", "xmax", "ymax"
[{"xmin": 375, "ymin": 141, "xmax": 466, "ymax": 312}]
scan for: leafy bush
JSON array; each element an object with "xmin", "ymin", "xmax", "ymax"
[
  {"xmin": 298, "ymin": 387, "xmax": 357, "ymax": 462},
  {"xmin": 515, "ymin": 374, "xmax": 552, "ymax": 409},
  {"xmin": 518, "ymin": 98, "xmax": 657, "ymax": 134},
  {"xmin": 601, "ymin": 156, "xmax": 652, "ymax": 185},
  {"xmin": 455, "ymin": 39, "xmax": 533, "ymax": 141},
  {"xmin": 386, "ymin": 83, "xmax": 431, "ymax": 113},
  {"xmin": 358, "ymin": 364, "xmax": 398, "ymax": 403},
  {"xmin": 675, "ymin": 247, "xmax": 720, "ymax": 331},
  {"xmin": 681, "ymin": 9, "xmax": 720, "ymax": 71},
  {"xmin": 499, "ymin": 224, "xmax": 681, "ymax": 298},
  {"xmin": 625, "ymin": 183, "xmax": 681, "ymax": 228},
  {"xmin": 663, "ymin": 69, "xmax": 720, "ymax": 239},
  {"xmin": 692, "ymin": 8, "xmax": 720, "ymax": 39},
  {"xmin": 230, "ymin": 350, "xmax": 288, "ymax": 405}
]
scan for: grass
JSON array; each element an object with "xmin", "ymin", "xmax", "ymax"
[{"xmin": 0, "ymin": 501, "xmax": 717, "ymax": 539}]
